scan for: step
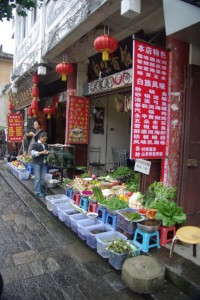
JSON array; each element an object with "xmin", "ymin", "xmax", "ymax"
[
  {"xmin": 150, "ymin": 281, "xmax": 192, "ymax": 300},
  {"xmin": 151, "ymin": 247, "xmax": 200, "ymax": 299}
]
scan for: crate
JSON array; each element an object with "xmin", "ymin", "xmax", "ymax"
[
  {"xmin": 77, "ymin": 218, "xmax": 103, "ymax": 240},
  {"xmin": 70, "ymin": 213, "xmax": 89, "ymax": 233},
  {"xmin": 63, "ymin": 209, "xmax": 80, "ymax": 227},
  {"xmin": 86, "ymin": 224, "xmax": 114, "ymax": 249},
  {"xmin": 46, "ymin": 194, "xmax": 70, "ymax": 211},
  {"xmin": 17, "ymin": 170, "xmax": 30, "ymax": 181},
  {"xmin": 116, "ymin": 208, "xmax": 137, "ymax": 234},
  {"xmin": 52, "ymin": 200, "xmax": 73, "ymax": 216},
  {"xmin": 109, "ymin": 252, "xmax": 128, "ymax": 270},
  {"xmin": 57, "ymin": 204, "xmax": 75, "ymax": 222},
  {"xmin": 96, "ymin": 231, "xmax": 127, "ymax": 258}
]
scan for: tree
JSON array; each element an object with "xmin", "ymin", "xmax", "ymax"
[{"xmin": 0, "ymin": 0, "xmax": 43, "ymax": 21}]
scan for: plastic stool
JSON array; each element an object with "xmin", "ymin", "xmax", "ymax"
[
  {"xmin": 105, "ymin": 213, "xmax": 117, "ymax": 230},
  {"xmin": 133, "ymin": 228, "xmax": 160, "ymax": 253},
  {"xmin": 159, "ymin": 225, "xmax": 176, "ymax": 246},
  {"xmin": 97, "ymin": 207, "xmax": 107, "ymax": 223},
  {"xmin": 79, "ymin": 196, "xmax": 89, "ymax": 211},
  {"xmin": 72, "ymin": 193, "xmax": 80, "ymax": 206},
  {"xmin": 66, "ymin": 188, "xmax": 73, "ymax": 199},
  {"xmin": 88, "ymin": 202, "xmax": 98, "ymax": 213}
]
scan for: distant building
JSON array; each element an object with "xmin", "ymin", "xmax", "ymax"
[{"xmin": 0, "ymin": 45, "xmax": 13, "ymax": 128}]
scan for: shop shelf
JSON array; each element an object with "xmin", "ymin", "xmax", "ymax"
[
  {"xmin": 46, "ymin": 194, "xmax": 70, "ymax": 211},
  {"xmin": 96, "ymin": 231, "xmax": 127, "ymax": 259},
  {"xmin": 77, "ymin": 218, "xmax": 103, "ymax": 240},
  {"xmin": 57, "ymin": 204, "xmax": 75, "ymax": 222},
  {"xmin": 86, "ymin": 224, "xmax": 114, "ymax": 249},
  {"xmin": 70, "ymin": 213, "xmax": 89, "ymax": 233}
]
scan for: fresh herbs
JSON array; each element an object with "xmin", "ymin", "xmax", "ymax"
[
  {"xmin": 107, "ymin": 239, "xmax": 132, "ymax": 254},
  {"xmin": 106, "ymin": 197, "xmax": 129, "ymax": 211},
  {"xmin": 112, "ymin": 167, "xmax": 134, "ymax": 183},
  {"xmin": 61, "ymin": 178, "xmax": 72, "ymax": 189},
  {"xmin": 92, "ymin": 186, "xmax": 107, "ymax": 204},
  {"xmin": 123, "ymin": 212, "xmax": 142, "ymax": 223}
]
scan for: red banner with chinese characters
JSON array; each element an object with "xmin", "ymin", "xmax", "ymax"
[
  {"xmin": 130, "ymin": 40, "xmax": 169, "ymax": 159},
  {"xmin": 66, "ymin": 96, "xmax": 90, "ymax": 144},
  {"xmin": 7, "ymin": 113, "xmax": 23, "ymax": 142}
]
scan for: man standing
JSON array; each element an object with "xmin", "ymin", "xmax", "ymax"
[{"xmin": 31, "ymin": 132, "xmax": 49, "ymax": 197}]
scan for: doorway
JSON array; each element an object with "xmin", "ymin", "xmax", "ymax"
[{"xmin": 179, "ymin": 64, "xmax": 200, "ymax": 225}]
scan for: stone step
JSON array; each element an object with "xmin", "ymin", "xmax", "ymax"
[
  {"xmin": 151, "ymin": 248, "xmax": 200, "ymax": 299},
  {"xmin": 150, "ymin": 281, "xmax": 192, "ymax": 300}
]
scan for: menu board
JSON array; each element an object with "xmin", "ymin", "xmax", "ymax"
[
  {"xmin": 66, "ymin": 96, "xmax": 90, "ymax": 144},
  {"xmin": 7, "ymin": 113, "xmax": 23, "ymax": 142},
  {"xmin": 130, "ymin": 40, "xmax": 169, "ymax": 159}
]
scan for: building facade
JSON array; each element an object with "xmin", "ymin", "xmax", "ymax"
[
  {"xmin": 0, "ymin": 45, "xmax": 13, "ymax": 128},
  {"xmin": 11, "ymin": 0, "xmax": 200, "ymax": 225}
]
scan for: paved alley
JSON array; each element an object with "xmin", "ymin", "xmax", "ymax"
[{"xmin": 0, "ymin": 165, "xmax": 145, "ymax": 300}]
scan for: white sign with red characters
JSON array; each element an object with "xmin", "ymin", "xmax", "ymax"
[{"xmin": 130, "ymin": 40, "xmax": 169, "ymax": 160}]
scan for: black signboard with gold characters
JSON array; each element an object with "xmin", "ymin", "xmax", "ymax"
[{"xmin": 88, "ymin": 36, "xmax": 132, "ymax": 81}]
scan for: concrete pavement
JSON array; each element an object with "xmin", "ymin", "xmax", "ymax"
[{"xmin": 0, "ymin": 161, "xmax": 199, "ymax": 299}]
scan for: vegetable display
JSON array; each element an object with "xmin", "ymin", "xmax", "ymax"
[
  {"xmin": 106, "ymin": 197, "xmax": 129, "ymax": 211},
  {"xmin": 123, "ymin": 212, "xmax": 142, "ymax": 223},
  {"xmin": 154, "ymin": 199, "xmax": 186, "ymax": 227},
  {"xmin": 107, "ymin": 239, "xmax": 132, "ymax": 254}
]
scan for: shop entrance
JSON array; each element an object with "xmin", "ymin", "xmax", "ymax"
[
  {"xmin": 179, "ymin": 64, "xmax": 200, "ymax": 225},
  {"xmin": 89, "ymin": 93, "xmax": 133, "ymax": 172}
]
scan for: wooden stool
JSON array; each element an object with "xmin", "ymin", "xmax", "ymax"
[{"xmin": 170, "ymin": 226, "xmax": 200, "ymax": 258}]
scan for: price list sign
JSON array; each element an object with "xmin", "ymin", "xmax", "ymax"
[
  {"xmin": 7, "ymin": 113, "xmax": 23, "ymax": 142},
  {"xmin": 130, "ymin": 40, "xmax": 169, "ymax": 159},
  {"xmin": 66, "ymin": 96, "xmax": 90, "ymax": 144}
]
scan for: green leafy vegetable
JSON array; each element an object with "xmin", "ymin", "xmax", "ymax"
[
  {"xmin": 106, "ymin": 197, "xmax": 128, "ymax": 211},
  {"xmin": 154, "ymin": 200, "xmax": 186, "ymax": 227},
  {"xmin": 123, "ymin": 212, "xmax": 142, "ymax": 223}
]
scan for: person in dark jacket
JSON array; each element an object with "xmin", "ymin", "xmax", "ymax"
[
  {"xmin": 31, "ymin": 132, "xmax": 49, "ymax": 197},
  {"xmin": 27, "ymin": 120, "xmax": 43, "ymax": 154}
]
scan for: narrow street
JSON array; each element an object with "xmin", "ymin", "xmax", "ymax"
[{"xmin": 0, "ymin": 164, "xmax": 146, "ymax": 300}]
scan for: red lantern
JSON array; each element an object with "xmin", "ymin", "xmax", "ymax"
[
  {"xmin": 8, "ymin": 101, "xmax": 14, "ymax": 112},
  {"xmin": 32, "ymin": 73, "xmax": 39, "ymax": 85},
  {"xmin": 31, "ymin": 99, "xmax": 39, "ymax": 117},
  {"xmin": 28, "ymin": 106, "xmax": 33, "ymax": 118},
  {"xmin": 43, "ymin": 106, "xmax": 54, "ymax": 119},
  {"xmin": 32, "ymin": 86, "xmax": 39, "ymax": 98},
  {"xmin": 55, "ymin": 62, "xmax": 73, "ymax": 81},
  {"xmin": 94, "ymin": 34, "xmax": 118, "ymax": 61}
]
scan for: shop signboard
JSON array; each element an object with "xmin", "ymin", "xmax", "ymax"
[
  {"xmin": 7, "ymin": 113, "xmax": 23, "ymax": 142},
  {"xmin": 66, "ymin": 96, "xmax": 90, "ymax": 144},
  {"xmin": 130, "ymin": 39, "xmax": 169, "ymax": 160}
]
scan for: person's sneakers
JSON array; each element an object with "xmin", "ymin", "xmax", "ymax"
[{"xmin": 38, "ymin": 192, "xmax": 46, "ymax": 197}]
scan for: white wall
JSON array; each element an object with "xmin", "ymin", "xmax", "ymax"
[{"xmin": 89, "ymin": 93, "xmax": 131, "ymax": 170}]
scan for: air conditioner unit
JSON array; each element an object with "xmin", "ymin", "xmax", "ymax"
[{"xmin": 121, "ymin": 0, "xmax": 141, "ymax": 19}]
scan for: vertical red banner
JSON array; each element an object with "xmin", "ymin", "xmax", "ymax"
[
  {"xmin": 130, "ymin": 40, "xmax": 169, "ymax": 160},
  {"xmin": 7, "ymin": 113, "xmax": 23, "ymax": 142},
  {"xmin": 66, "ymin": 96, "xmax": 90, "ymax": 144}
]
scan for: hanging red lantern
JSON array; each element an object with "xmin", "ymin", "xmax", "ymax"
[
  {"xmin": 43, "ymin": 106, "xmax": 54, "ymax": 119},
  {"xmin": 55, "ymin": 62, "xmax": 73, "ymax": 81},
  {"xmin": 32, "ymin": 86, "xmax": 39, "ymax": 98},
  {"xmin": 32, "ymin": 73, "xmax": 39, "ymax": 85},
  {"xmin": 8, "ymin": 101, "xmax": 14, "ymax": 112},
  {"xmin": 31, "ymin": 99, "xmax": 39, "ymax": 117},
  {"xmin": 94, "ymin": 34, "xmax": 118, "ymax": 61},
  {"xmin": 28, "ymin": 106, "xmax": 33, "ymax": 118}
]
